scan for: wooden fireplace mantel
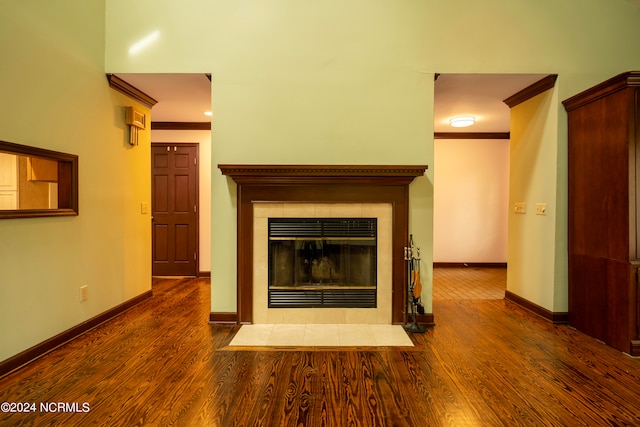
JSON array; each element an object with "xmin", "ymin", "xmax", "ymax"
[
  {"xmin": 214, "ymin": 164, "xmax": 429, "ymax": 325},
  {"xmin": 218, "ymin": 164, "xmax": 428, "ymax": 185}
]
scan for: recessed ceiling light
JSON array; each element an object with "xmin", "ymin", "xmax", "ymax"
[
  {"xmin": 449, "ymin": 116, "xmax": 476, "ymax": 128},
  {"xmin": 204, "ymin": 111, "xmax": 212, "ymax": 116}
]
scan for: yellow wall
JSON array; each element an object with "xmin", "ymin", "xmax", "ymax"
[
  {"xmin": 508, "ymin": 87, "xmax": 562, "ymax": 310},
  {"xmin": 103, "ymin": 0, "xmax": 640, "ymax": 317},
  {"xmin": 0, "ymin": 1, "xmax": 151, "ymax": 361}
]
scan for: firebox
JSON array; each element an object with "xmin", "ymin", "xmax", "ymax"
[{"xmin": 268, "ymin": 218, "xmax": 377, "ymax": 308}]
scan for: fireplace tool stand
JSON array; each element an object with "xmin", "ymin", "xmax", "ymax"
[{"xmin": 404, "ymin": 235, "xmax": 426, "ymax": 333}]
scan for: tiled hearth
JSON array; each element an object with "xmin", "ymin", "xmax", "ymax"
[
  {"xmin": 253, "ymin": 203, "xmax": 392, "ymax": 324},
  {"xmin": 229, "ymin": 323, "xmax": 414, "ymax": 347}
]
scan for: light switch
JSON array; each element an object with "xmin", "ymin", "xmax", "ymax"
[
  {"xmin": 514, "ymin": 202, "xmax": 526, "ymax": 214},
  {"xmin": 536, "ymin": 203, "xmax": 547, "ymax": 215},
  {"xmin": 141, "ymin": 202, "xmax": 149, "ymax": 214}
]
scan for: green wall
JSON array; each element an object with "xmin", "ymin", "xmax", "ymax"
[
  {"xmin": 0, "ymin": 1, "xmax": 151, "ymax": 361},
  {"xmin": 104, "ymin": 0, "xmax": 640, "ymax": 317}
]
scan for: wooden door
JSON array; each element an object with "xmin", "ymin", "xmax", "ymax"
[{"xmin": 152, "ymin": 143, "xmax": 199, "ymax": 276}]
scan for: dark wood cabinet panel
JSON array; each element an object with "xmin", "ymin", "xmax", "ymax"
[
  {"xmin": 563, "ymin": 71, "xmax": 640, "ymax": 356},
  {"xmin": 568, "ymin": 254, "xmax": 608, "ymax": 342}
]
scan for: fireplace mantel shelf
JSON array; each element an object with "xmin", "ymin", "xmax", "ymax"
[{"xmin": 219, "ymin": 164, "xmax": 428, "ymax": 185}]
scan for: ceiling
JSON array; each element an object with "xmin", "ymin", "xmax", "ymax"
[
  {"xmin": 115, "ymin": 73, "xmax": 212, "ymax": 123},
  {"xmin": 434, "ymin": 73, "xmax": 548, "ymax": 133},
  {"xmin": 116, "ymin": 73, "xmax": 550, "ymax": 133}
]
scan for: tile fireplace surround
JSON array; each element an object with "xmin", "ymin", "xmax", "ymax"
[
  {"xmin": 217, "ymin": 164, "xmax": 428, "ymax": 325},
  {"xmin": 254, "ymin": 202, "xmax": 392, "ymax": 324}
]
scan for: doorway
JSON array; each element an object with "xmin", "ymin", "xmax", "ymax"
[
  {"xmin": 151, "ymin": 143, "xmax": 199, "ymax": 276},
  {"xmin": 432, "ymin": 73, "xmax": 550, "ymax": 299}
]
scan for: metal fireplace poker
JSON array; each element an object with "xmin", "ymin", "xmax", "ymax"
[{"xmin": 404, "ymin": 235, "xmax": 426, "ymax": 333}]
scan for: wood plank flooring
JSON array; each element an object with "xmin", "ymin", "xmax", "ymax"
[{"xmin": 1, "ymin": 277, "xmax": 640, "ymax": 426}]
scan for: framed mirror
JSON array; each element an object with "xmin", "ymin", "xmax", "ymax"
[{"xmin": 0, "ymin": 140, "xmax": 78, "ymax": 219}]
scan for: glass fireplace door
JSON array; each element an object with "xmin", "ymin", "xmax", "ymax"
[{"xmin": 268, "ymin": 218, "xmax": 377, "ymax": 308}]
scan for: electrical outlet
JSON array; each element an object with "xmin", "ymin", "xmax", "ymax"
[
  {"xmin": 536, "ymin": 203, "xmax": 547, "ymax": 215},
  {"xmin": 514, "ymin": 202, "xmax": 526, "ymax": 214},
  {"xmin": 80, "ymin": 285, "xmax": 88, "ymax": 302}
]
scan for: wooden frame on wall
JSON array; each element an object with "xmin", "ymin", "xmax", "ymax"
[{"xmin": 0, "ymin": 140, "xmax": 79, "ymax": 219}]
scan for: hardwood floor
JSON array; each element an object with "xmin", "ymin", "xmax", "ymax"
[{"xmin": 1, "ymin": 277, "xmax": 640, "ymax": 426}]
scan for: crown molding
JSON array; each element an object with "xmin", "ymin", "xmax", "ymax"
[
  {"xmin": 151, "ymin": 122, "xmax": 211, "ymax": 131},
  {"xmin": 106, "ymin": 74, "xmax": 158, "ymax": 108},
  {"xmin": 434, "ymin": 132, "xmax": 510, "ymax": 140},
  {"xmin": 503, "ymin": 74, "xmax": 558, "ymax": 108},
  {"xmin": 562, "ymin": 71, "xmax": 640, "ymax": 112}
]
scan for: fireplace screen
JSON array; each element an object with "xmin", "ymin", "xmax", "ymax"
[{"xmin": 268, "ymin": 218, "xmax": 377, "ymax": 308}]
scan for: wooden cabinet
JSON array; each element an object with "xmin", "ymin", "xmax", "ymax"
[
  {"xmin": 563, "ymin": 71, "xmax": 640, "ymax": 356},
  {"xmin": 28, "ymin": 157, "xmax": 58, "ymax": 182}
]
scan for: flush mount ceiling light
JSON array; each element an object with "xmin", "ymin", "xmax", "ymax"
[{"xmin": 449, "ymin": 116, "xmax": 476, "ymax": 128}]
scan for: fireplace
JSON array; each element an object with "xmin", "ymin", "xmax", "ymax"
[
  {"xmin": 268, "ymin": 218, "xmax": 377, "ymax": 308},
  {"xmin": 254, "ymin": 203, "xmax": 391, "ymax": 323},
  {"xmin": 216, "ymin": 164, "xmax": 427, "ymax": 324}
]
